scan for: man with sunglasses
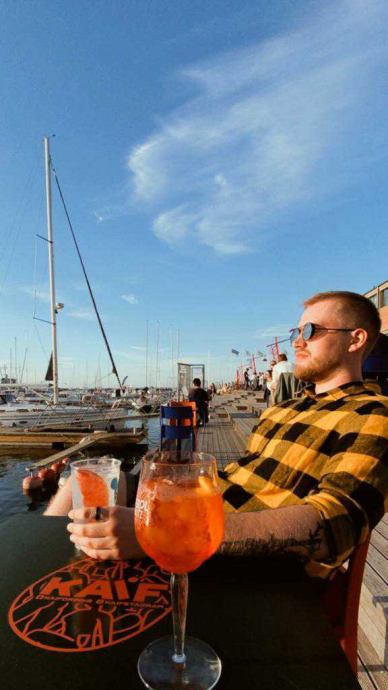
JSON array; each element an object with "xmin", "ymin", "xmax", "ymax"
[
  {"xmin": 216, "ymin": 290, "xmax": 388, "ymax": 578},
  {"xmin": 53, "ymin": 291, "xmax": 387, "ymax": 582}
]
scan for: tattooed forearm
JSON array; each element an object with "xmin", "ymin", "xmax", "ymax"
[{"xmin": 218, "ymin": 524, "xmax": 324, "ymax": 561}]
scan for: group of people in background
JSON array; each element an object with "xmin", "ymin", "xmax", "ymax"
[
  {"xmin": 263, "ymin": 353, "xmax": 296, "ymax": 406},
  {"xmin": 240, "ymin": 353, "xmax": 296, "ymax": 406},
  {"xmin": 183, "ymin": 361, "xmax": 296, "ymax": 428},
  {"xmin": 207, "ymin": 351, "xmax": 298, "ymax": 408}
]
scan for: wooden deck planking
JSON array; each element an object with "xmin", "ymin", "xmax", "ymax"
[
  {"xmin": 196, "ymin": 415, "xmax": 245, "ymax": 468},
  {"xmin": 359, "ymin": 596, "xmax": 387, "ymax": 667},
  {"xmin": 358, "ymin": 626, "xmax": 388, "ymax": 690},
  {"xmin": 232, "ymin": 416, "xmax": 259, "ymax": 443},
  {"xmin": 367, "ymin": 544, "xmax": 388, "ymax": 585},
  {"xmin": 360, "ymin": 575, "xmax": 387, "ymax": 671},
  {"xmin": 194, "ymin": 394, "xmax": 260, "ymax": 466},
  {"xmin": 357, "ymin": 658, "xmax": 380, "ymax": 690},
  {"xmin": 370, "ymin": 529, "xmax": 388, "ymax": 563},
  {"xmin": 376, "ymin": 519, "xmax": 388, "ymax": 540},
  {"xmin": 359, "ymin": 516, "xmax": 388, "ymax": 680}
]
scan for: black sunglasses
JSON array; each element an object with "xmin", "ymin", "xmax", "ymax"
[{"xmin": 289, "ymin": 322, "xmax": 354, "ymax": 344}]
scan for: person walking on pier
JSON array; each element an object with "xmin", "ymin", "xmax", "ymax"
[
  {"xmin": 188, "ymin": 378, "xmax": 209, "ymax": 426},
  {"xmin": 263, "ymin": 369, "xmax": 273, "ymax": 406}
]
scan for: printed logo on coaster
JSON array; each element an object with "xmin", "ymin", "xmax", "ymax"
[{"xmin": 8, "ymin": 559, "xmax": 171, "ymax": 653}]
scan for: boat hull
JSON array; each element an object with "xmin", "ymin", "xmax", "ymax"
[{"xmin": 0, "ymin": 406, "xmax": 128, "ymax": 431}]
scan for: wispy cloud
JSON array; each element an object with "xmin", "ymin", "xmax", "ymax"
[
  {"xmin": 127, "ymin": 0, "xmax": 388, "ymax": 255},
  {"xmin": 121, "ymin": 275, "xmax": 142, "ymax": 286},
  {"xmin": 59, "ymin": 357, "xmax": 75, "ymax": 369},
  {"xmin": 92, "ymin": 186, "xmax": 133, "ymax": 225},
  {"xmin": 93, "ymin": 208, "xmax": 125, "ymax": 224},
  {"xmin": 121, "ymin": 293, "xmax": 139, "ymax": 305},
  {"xmin": 254, "ymin": 325, "xmax": 290, "ymax": 340},
  {"xmin": 94, "ymin": 212, "xmax": 104, "ymax": 224},
  {"xmin": 20, "ymin": 285, "xmax": 50, "ymax": 302},
  {"xmin": 113, "ymin": 349, "xmax": 146, "ymax": 362},
  {"xmin": 67, "ymin": 310, "xmax": 94, "ymax": 321},
  {"xmin": 71, "ymin": 282, "xmax": 87, "ymax": 293}
]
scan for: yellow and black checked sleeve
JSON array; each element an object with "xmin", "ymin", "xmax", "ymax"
[{"xmin": 302, "ymin": 403, "xmax": 388, "ymax": 577}]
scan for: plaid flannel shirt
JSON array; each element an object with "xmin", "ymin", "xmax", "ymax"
[{"xmin": 219, "ymin": 382, "xmax": 388, "ymax": 578}]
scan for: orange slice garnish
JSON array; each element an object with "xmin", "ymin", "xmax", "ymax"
[
  {"xmin": 195, "ymin": 475, "xmax": 215, "ymax": 496},
  {"xmin": 76, "ymin": 469, "xmax": 109, "ymax": 507}
]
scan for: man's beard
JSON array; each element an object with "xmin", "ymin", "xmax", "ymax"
[{"xmin": 294, "ymin": 353, "xmax": 343, "ymax": 383}]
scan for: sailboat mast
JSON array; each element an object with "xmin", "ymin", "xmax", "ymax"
[
  {"xmin": 44, "ymin": 136, "xmax": 59, "ymax": 405},
  {"xmin": 145, "ymin": 320, "xmax": 149, "ymax": 389}
]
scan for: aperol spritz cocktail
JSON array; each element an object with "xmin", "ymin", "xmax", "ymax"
[
  {"xmin": 135, "ymin": 464, "xmax": 224, "ymax": 573},
  {"xmin": 134, "ymin": 451, "xmax": 225, "ymax": 690}
]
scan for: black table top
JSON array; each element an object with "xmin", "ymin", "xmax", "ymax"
[{"xmin": 0, "ymin": 514, "xmax": 361, "ymax": 690}]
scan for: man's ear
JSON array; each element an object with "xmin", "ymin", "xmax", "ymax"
[{"xmin": 348, "ymin": 328, "xmax": 368, "ymax": 353}]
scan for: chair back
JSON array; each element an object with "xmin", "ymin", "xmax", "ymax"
[
  {"xmin": 170, "ymin": 400, "xmax": 197, "ymax": 426},
  {"xmin": 273, "ymin": 372, "xmax": 300, "ymax": 404},
  {"xmin": 160, "ymin": 405, "xmax": 196, "ymax": 450},
  {"xmin": 322, "ymin": 535, "xmax": 371, "ymax": 674}
]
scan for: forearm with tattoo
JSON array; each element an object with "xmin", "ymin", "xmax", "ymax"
[
  {"xmin": 218, "ymin": 523, "xmax": 325, "ymax": 562},
  {"xmin": 218, "ymin": 505, "xmax": 329, "ymax": 563}
]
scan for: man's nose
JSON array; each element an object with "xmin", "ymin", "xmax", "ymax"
[{"xmin": 292, "ymin": 331, "xmax": 306, "ymax": 349}]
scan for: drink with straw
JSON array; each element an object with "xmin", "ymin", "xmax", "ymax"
[{"xmin": 135, "ymin": 450, "xmax": 224, "ymax": 690}]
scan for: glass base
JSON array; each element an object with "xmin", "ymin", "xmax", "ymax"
[{"xmin": 137, "ymin": 635, "xmax": 222, "ymax": 690}]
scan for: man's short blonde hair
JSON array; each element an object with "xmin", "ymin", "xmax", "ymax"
[{"xmin": 304, "ymin": 291, "xmax": 381, "ymax": 357}]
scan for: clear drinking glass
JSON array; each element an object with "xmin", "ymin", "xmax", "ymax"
[
  {"xmin": 70, "ymin": 456, "xmax": 121, "ymax": 514},
  {"xmin": 134, "ymin": 450, "xmax": 225, "ymax": 690}
]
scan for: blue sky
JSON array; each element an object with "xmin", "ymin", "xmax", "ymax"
[{"xmin": 1, "ymin": 0, "xmax": 387, "ymax": 387}]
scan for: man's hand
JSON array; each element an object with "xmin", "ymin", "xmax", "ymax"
[{"xmin": 67, "ymin": 506, "xmax": 146, "ymax": 560}]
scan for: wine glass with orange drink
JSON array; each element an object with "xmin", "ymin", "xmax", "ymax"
[{"xmin": 134, "ymin": 450, "xmax": 225, "ymax": 690}]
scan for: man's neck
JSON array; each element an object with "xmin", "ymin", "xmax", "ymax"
[{"xmin": 314, "ymin": 368, "xmax": 362, "ymax": 395}]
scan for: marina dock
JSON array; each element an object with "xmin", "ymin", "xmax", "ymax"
[
  {"xmin": 26, "ymin": 429, "xmax": 145, "ymax": 468},
  {"xmin": 0, "ymin": 426, "xmax": 146, "ymax": 451}
]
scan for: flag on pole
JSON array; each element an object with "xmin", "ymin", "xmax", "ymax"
[{"xmin": 231, "ymin": 349, "xmax": 239, "ymax": 355}]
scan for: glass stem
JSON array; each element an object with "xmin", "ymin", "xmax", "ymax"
[{"xmin": 171, "ymin": 572, "xmax": 188, "ymax": 664}]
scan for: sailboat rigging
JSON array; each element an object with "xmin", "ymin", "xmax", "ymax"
[
  {"xmin": 44, "ymin": 135, "xmax": 59, "ymax": 403},
  {"xmin": 51, "ymin": 154, "xmax": 123, "ymax": 393},
  {"xmin": 0, "ymin": 137, "xmax": 127, "ymax": 431}
]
